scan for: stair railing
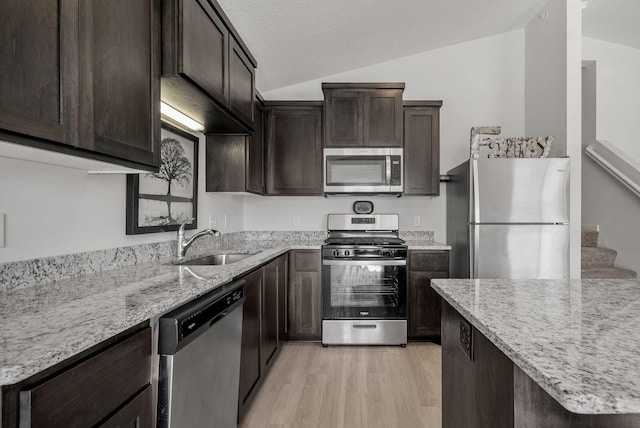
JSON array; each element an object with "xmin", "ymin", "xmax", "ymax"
[{"xmin": 584, "ymin": 139, "xmax": 640, "ymax": 198}]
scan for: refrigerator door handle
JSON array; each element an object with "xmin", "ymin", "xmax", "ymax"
[
  {"xmin": 469, "ymin": 226, "xmax": 480, "ymax": 278},
  {"xmin": 471, "ymin": 159, "xmax": 480, "ymax": 224}
]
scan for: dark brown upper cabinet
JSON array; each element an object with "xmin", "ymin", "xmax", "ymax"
[
  {"xmin": 403, "ymin": 101, "xmax": 442, "ymax": 196},
  {"xmin": 265, "ymin": 102, "xmax": 323, "ymax": 196},
  {"xmin": 161, "ymin": 0, "xmax": 256, "ymax": 134},
  {"xmin": 322, "ymin": 83, "xmax": 404, "ymax": 147},
  {"xmin": 0, "ymin": 0, "xmax": 76, "ymax": 148},
  {"xmin": 80, "ymin": 0, "xmax": 161, "ymax": 168},
  {"xmin": 206, "ymin": 96, "xmax": 264, "ymax": 194},
  {"xmin": 0, "ymin": 0, "xmax": 161, "ymax": 171}
]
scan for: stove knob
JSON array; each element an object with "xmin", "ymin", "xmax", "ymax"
[
  {"xmin": 344, "ymin": 250, "xmax": 350, "ymax": 257},
  {"xmin": 333, "ymin": 250, "xmax": 340, "ymax": 257}
]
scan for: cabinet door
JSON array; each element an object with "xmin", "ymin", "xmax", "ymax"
[
  {"xmin": 206, "ymin": 135, "xmax": 246, "ymax": 192},
  {"xmin": 261, "ymin": 260, "xmax": 279, "ymax": 369},
  {"xmin": 363, "ymin": 90, "xmax": 403, "ymax": 147},
  {"xmin": 100, "ymin": 385, "xmax": 153, "ymax": 428},
  {"xmin": 19, "ymin": 327, "xmax": 151, "ymax": 428},
  {"xmin": 266, "ymin": 106, "xmax": 323, "ymax": 195},
  {"xmin": 238, "ymin": 269, "xmax": 262, "ymax": 412},
  {"xmin": 404, "ymin": 106, "xmax": 441, "ymax": 195},
  {"xmin": 408, "ymin": 271, "xmax": 448, "ymax": 338},
  {"xmin": 246, "ymin": 100, "xmax": 265, "ymax": 194},
  {"xmin": 229, "ymin": 37, "xmax": 255, "ymax": 127},
  {"xmin": 288, "ymin": 250, "xmax": 322, "ymax": 340},
  {"xmin": 324, "ymin": 90, "xmax": 363, "ymax": 147},
  {"xmin": 79, "ymin": 0, "xmax": 160, "ymax": 168},
  {"xmin": 408, "ymin": 250, "xmax": 449, "ymax": 339},
  {"xmin": 181, "ymin": 0, "xmax": 228, "ymax": 106},
  {"xmin": 277, "ymin": 254, "xmax": 288, "ymax": 344},
  {"xmin": 0, "ymin": 0, "xmax": 77, "ymax": 146}
]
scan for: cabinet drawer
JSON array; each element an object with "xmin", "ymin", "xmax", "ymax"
[
  {"xmin": 291, "ymin": 250, "xmax": 321, "ymax": 272},
  {"xmin": 20, "ymin": 327, "xmax": 151, "ymax": 428},
  {"xmin": 409, "ymin": 250, "xmax": 449, "ymax": 272}
]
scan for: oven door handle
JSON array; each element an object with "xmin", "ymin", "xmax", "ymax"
[{"xmin": 322, "ymin": 259, "xmax": 406, "ymax": 266}]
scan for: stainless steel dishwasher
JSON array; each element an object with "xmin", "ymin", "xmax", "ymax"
[{"xmin": 157, "ymin": 279, "xmax": 245, "ymax": 428}]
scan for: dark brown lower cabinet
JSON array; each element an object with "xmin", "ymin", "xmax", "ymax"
[
  {"xmin": 100, "ymin": 385, "xmax": 153, "ymax": 428},
  {"xmin": 238, "ymin": 254, "xmax": 289, "ymax": 422},
  {"xmin": 238, "ymin": 268, "xmax": 263, "ymax": 419},
  {"xmin": 442, "ymin": 301, "xmax": 640, "ymax": 428},
  {"xmin": 261, "ymin": 257, "xmax": 280, "ymax": 368},
  {"xmin": 288, "ymin": 249, "xmax": 322, "ymax": 340},
  {"xmin": 408, "ymin": 250, "xmax": 449, "ymax": 340},
  {"xmin": 1, "ymin": 323, "xmax": 152, "ymax": 428}
]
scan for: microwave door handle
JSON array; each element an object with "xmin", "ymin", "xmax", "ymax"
[{"xmin": 386, "ymin": 156, "xmax": 391, "ymax": 184}]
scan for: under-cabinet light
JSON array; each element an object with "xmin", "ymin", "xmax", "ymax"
[{"xmin": 160, "ymin": 102, "xmax": 204, "ymax": 131}]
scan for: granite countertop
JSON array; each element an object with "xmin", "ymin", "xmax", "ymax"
[
  {"xmin": 431, "ymin": 278, "xmax": 640, "ymax": 415},
  {"xmin": 404, "ymin": 239, "xmax": 450, "ymax": 250},
  {"xmin": 0, "ymin": 237, "xmax": 447, "ymax": 387},
  {"xmin": 0, "ymin": 241, "xmax": 311, "ymax": 387}
]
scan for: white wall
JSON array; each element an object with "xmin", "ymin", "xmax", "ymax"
[
  {"xmin": 581, "ymin": 48, "xmax": 640, "ymax": 272},
  {"xmin": 263, "ymin": 30, "xmax": 525, "ymax": 173},
  {"xmin": 254, "ymin": 30, "xmax": 526, "ymax": 240},
  {"xmin": 243, "ymin": 191, "xmax": 446, "ymax": 235},
  {"xmin": 524, "ymin": 0, "xmax": 582, "ymax": 278},
  {"xmin": 583, "ymin": 37, "xmax": 640, "ymax": 161},
  {"xmin": 0, "ymin": 133, "xmax": 244, "ymax": 263}
]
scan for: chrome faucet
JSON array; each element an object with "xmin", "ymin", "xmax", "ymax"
[{"xmin": 177, "ymin": 218, "xmax": 220, "ymax": 258}]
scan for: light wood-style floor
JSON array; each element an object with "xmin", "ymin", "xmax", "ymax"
[{"xmin": 239, "ymin": 342, "xmax": 442, "ymax": 428}]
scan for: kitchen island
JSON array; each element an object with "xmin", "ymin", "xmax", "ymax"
[{"xmin": 431, "ymin": 278, "xmax": 640, "ymax": 427}]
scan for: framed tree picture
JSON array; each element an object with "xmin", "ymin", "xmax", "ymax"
[{"xmin": 126, "ymin": 122, "xmax": 198, "ymax": 234}]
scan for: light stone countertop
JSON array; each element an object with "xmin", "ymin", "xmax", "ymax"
[
  {"xmin": 431, "ymin": 278, "xmax": 640, "ymax": 415},
  {"xmin": 0, "ymin": 238, "xmax": 447, "ymax": 386},
  {"xmin": 404, "ymin": 239, "xmax": 450, "ymax": 250}
]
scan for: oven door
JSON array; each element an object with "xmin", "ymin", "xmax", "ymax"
[{"xmin": 322, "ymin": 258, "xmax": 407, "ymax": 319}]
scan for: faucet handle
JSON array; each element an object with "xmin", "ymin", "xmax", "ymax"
[{"xmin": 178, "ymin": 218, "xmax": 195, "ymax": 234}]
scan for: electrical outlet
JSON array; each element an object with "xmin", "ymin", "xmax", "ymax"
[
  {"xmin": 413, "ymin": 216, "xmax": 421, "ymax": 226},
  {"xmin": 292, "ymin": 216, "xmax": 301, "ymax": 227},
  {"xmin": 209, "ymin": 215, "xmax": 217, "ymax": 228},
  {"xmin": 0, "ymin": 213, "xmax": 5, "ymax": 248}
]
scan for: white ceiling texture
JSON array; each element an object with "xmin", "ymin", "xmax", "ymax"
[{"xmin": 217, "ymin": 0, "xmax": 639, "ymax": 93}]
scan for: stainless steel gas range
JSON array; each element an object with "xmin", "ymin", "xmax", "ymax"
[{"xmin": 321, "ymin": 214, "xmax": 407, "ymax": 346}]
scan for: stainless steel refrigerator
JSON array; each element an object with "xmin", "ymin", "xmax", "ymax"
[{"xmin": 447, "ymin": 157, "xmax": 570, "ymax": 279}]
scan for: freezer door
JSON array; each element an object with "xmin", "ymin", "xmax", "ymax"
[
  {"xmin": 470, "ymin": 224, "xmax": 569, "ymax": 279},
  {"xmin": 471, "ymin": 158, "xmax": 570, "ymax": 223}
]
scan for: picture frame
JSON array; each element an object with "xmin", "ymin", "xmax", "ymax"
[{"xmin": 126, "ymin": 122, "xmax": 198, "ymax": 235}]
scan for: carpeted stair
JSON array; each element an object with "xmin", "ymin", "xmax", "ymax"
[{"xmin": 581, "ymin": 230, "xmax": 637, "ymax": 279}]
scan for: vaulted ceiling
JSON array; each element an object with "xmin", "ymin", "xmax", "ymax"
[{"xmin": 217, "ymin": 0, "xmax": 639, "ymax": 93}]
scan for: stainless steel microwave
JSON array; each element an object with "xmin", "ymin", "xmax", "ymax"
[{"xmin": 323, "ymin": 148, "xmax": 403, "ymax": 194}]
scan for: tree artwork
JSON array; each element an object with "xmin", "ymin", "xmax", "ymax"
[
  {"xmin": 125, "ymin": 123, "xmax": 198, "ymax": 234},
  {"xmin": 137, "ymin": 136, "xmax": 194, "ymax": 225},
  {"xmin": 149, "ymin": 137, "xmax": 193, "ymax": 220}
]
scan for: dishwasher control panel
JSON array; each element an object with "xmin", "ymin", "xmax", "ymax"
[
  {"xmin": 158, "ymin": 279, "xmax": 246, "ymax": 355},
  {"xmin": 180, "ymin": 288, "xmax": 245, "ymax": 339}
]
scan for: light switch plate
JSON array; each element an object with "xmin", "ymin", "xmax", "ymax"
[
  {"xmin": 413, "ymin": 216, "xmax": 421, "ymax": 226},
  {"xmin": 0, "ymin": 213, "xmax": 5, "ymax": 248},
  {"xmin": 292, "ymin": 216, "xmax": 301, "ymax": 227}
]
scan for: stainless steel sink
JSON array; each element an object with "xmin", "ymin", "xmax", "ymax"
[{"xmin": 176, "ymin": 253, "xmax": 258, "ymax": 266}]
